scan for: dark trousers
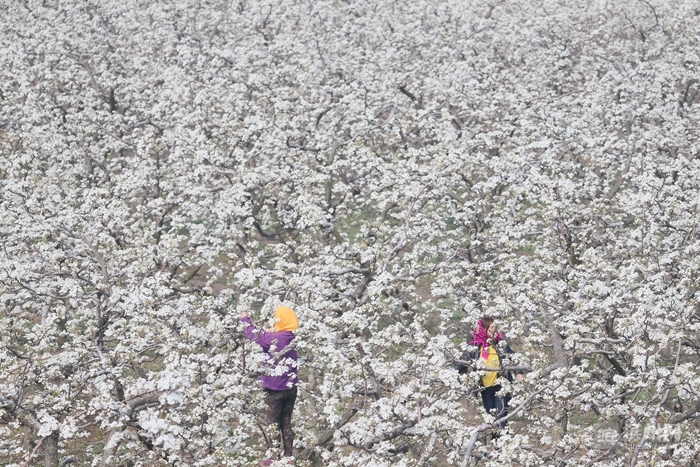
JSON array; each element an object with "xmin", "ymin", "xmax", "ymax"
[
  {"xmin": 481, "ymin": 385, "xmax": 510, "ymax": 428},
  {"xmin": 264, "ymin": 387, "xmax": 297, "ymax": 457}
]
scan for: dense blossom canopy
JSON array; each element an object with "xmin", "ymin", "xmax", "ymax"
[{"xmin": 1, "ymin": 0, "xmax": 699, "ymax": 466}]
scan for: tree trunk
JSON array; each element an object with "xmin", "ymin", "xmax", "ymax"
[{"xmin": 44, "ymin": 432, "xmax": 59, "ymax": 467}]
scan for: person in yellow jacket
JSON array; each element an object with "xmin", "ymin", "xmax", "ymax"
[{"xmin": 457, "ymin": 317, "xmax": 523, "ymax": 428}]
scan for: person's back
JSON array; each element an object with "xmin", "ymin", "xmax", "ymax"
[
  {"xmin": 243, "ymin": 318, "xmax": 298, "ymax": 391},
  {"xmin": 241, "ymin": 306, "xmax": 300, "ymax": 465}
]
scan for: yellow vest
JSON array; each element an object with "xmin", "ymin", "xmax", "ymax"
[{"xmin": 480, "ymin": 345, "xmax": 500, "ymax": 387}]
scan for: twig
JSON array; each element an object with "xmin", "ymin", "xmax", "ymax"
[
  {"xmin": 22, "ymin": 437, "xmax": 44, "ymax": 467},
  {"xmin": 460, "ymin": 384, "xmax": 555, "ymax": 466},
  {"xmin": 296, "ymin": 405, "xmax": 360, "ymax": 461},
  {"xmin": 629, "ymin": 337, "xmax": 682, "ymax": 466}
]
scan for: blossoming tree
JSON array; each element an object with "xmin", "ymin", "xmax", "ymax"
[{"xmin": 1, "ymin": 0, "xmax": 699, "ymax": 466}]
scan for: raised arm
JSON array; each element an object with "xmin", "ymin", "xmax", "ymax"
[
  {"xmin": 241, "ymin": 311, "xmax": 277, "ymax": 350},
  {"xmin": 498, "ymin": 339, "xmax": 524, "ymax": 378},
  {"xmin": 454, "ymin": 346, "xmax": 479, "ymax": 374}
]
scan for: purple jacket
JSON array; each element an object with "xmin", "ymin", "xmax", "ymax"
[{"xmin": 242, "ymin": 316, "xmax": 298, "ymax": 391}]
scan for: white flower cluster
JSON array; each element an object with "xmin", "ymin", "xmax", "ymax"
[{"xmin": 1, "ymin": 0, "xmax": 699, "ymax": 466}]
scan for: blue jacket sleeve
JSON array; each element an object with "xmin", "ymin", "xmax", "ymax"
[{"xmin": 455, "ymin": 347, "xmax": 479, "ymax": 374}]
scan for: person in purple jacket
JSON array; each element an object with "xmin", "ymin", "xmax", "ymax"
[{"xmin": 241, "ymin": 306, "xmax": 299, "ymax": 465}]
